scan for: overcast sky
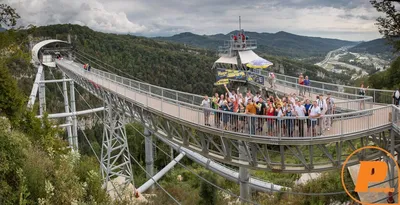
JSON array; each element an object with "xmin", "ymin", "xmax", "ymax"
[{"xmin": 5, "ymin": 0, "xmax": 385, "ymax": 41}]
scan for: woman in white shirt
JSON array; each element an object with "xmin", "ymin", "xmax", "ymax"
[{"xmin": 200, "ymin": 95, "xmax": 211, "ymax": 126}]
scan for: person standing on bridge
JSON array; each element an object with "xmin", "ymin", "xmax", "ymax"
[
  {"xmin": 303, "ymin": 76, "xmax": 310, "ymax": 97},
  {"xmin": 359, "ymin": 82, "xmax": 369, "ymax": 110},
  {"xmin": 304, "ymin": 99, "xmax": 313, "ymax": 135},
  {"xmin": 268, "ymin": 72, "xmax": 276, "ymax": 89},
  {"xmin": 212, "ymin": 93, "xmax": 220, "ymax": 126},
  {"xmin": 200, "ymin": 95, "xmax": 211, "ymax": 126},
  {"xmin": 217, "ymin": 94, "xmax": 225, "ymax": 128},
  {"xmin": 294, "ymin": 99, "xmax": 306, "ymax": 137},
  {"xmin": 317, "ymin": 94, "xmax": 327, "ymax": 134},
  {"xmin": 299, "ymin": 74, "xmax": 305, "ymax": 97},
  {"xmin": 309, "ymin": 100, "xmax": 321, "ymax": 137},
  {"xmin": 246, "ymin": 98, "xmax": 257, "ymax": 135},
  {"xmin": 393, "ymin": 88, "xmax": 400, "ymax": 107},
  {"xmin": 256, "ymin": 97, "xmax": 266, "ymax": 133},
  {"xmin": 325, "ymin": 93, "xmax": 335, "ymax": 131}
]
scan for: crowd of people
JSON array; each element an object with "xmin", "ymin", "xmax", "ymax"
[{"xmin": 200, "ymin": 84, "xmax": 335, "ymax": 137}]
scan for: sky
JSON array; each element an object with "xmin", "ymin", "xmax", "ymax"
[{"xmin": 4, "ymin": 0, "xmax": 386, "ymax": 41}]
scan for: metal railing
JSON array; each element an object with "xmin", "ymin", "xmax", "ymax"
[
  {"xmin": 255, "ymin": 72, "xmax": 374, "ymax": 111},
  {"xmin": 392, "ymin": 105, "xmax": 400, "ymax": 131},
  {"xmin": 218, "ymin": 39, "xmax": 257, "ymax": 54},
  {"xmin": 58, "ymin": 60, "xmax": 393, "ymax": 142},
  {"xmin": 261, "ymin": 70, "xmax": 395, "ymax": 104}
]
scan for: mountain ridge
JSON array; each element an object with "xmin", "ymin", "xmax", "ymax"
[{"xmin": 154, "ymin": 30, "xmax": 357, "ymax": 58}]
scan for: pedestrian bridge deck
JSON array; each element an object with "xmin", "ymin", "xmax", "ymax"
[{"xmin": 56, "ymin": 59, "xmax": 394, "ymax": 145}]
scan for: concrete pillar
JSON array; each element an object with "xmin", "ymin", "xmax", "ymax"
[
  {"xmin": 144, "ymin": 128, "xmax": 154, "ymax": 190},
  {"xmin": 238, "ymin": 141, "xmax": 250, "ymax": 204}
]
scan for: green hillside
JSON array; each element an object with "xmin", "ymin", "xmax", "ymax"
[
  {"xmin": 27, "ymin": 24, "xmax": 218, "ymax": 96},
  {"xmin": 348, "ymin": 38, "xmax": 397, "ymax": 60},
  {"xmin": 155, "ymin": 31, "xmax": 357, "ymax": 58}
]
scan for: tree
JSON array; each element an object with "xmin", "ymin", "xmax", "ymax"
[
  {"xmin": 199, "ymin": 171, "xmax": 217, "ymax": 205},
  {"xmin": 370, "ymin": 0, "xmax": 400, "ymax": 52},
  {"xmin": 0, "ymin": 4, "xmax": 20, "ymax": 28},
  {"xmin": 0, "ymin": 62, "xmax": 25, "ymax": 126}
]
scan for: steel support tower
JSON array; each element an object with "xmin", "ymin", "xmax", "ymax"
[{"xmin": 100, "ymin": 93, "xmax": 134, "ymax": 191}]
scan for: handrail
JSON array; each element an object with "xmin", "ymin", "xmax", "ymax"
[
  {"xmin": 57, "ymin": 60, "xmax": 394, "ymax": 141},
  {"xmin": 261, "ymin": 70, "xmax": 395, "ymax": 104}
]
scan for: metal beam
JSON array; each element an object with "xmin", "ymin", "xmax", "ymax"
[
  {"xmin": 101, "ymin": 94, "xmax": 134, "ymax": 192},
  {"xmin": 27, "ymin": 65, "xmax": 43, "ymax": 109},
  {"xmin": 144, "ymin": 128, "xmax": 154, "ymax": 191},
  {"xmin": 154, "ymin": 131, "xmax": 286, "ymax": 192},
  {"xmin": 137, "ymin": 153, "xmax": 185, "ymax": 194},
  {"xmin": 38, "ymin": 71, "xmax": 46, "ymax": 115},
  {"xmin": 53, "ymin": 123, "xmax": 72, "ymax": 128},
  {"xmin": 39, "ymin": 79, "xmax": 73, "ymax": 83},
  {"xmin": 36, "ymin": 107, "xmax": 105, "ymax": 119},
  {"xmin": 239, "ymin": 141, "xmax": 250, "ymax": 203},
  {"xmin": 62, "ymin": 72, "xmax": 73, "ymax": 148},
  {"xmin": 70, "ymin": 81, "xmax": 78, "ymax": 151}
]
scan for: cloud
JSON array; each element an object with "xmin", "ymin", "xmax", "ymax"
[
  {"xmin": 4, "ymin": 0, "xmax": 385, "ymax": 41},
  {"xmin": 5, "ymin": 0, "xmax": 146, "ymax": 33}
]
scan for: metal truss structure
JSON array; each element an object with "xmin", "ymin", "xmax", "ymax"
[{"xmin": 100, "ymin": 92, "xmax": 134, "ymax": 190}]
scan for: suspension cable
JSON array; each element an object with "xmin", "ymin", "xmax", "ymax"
[
  {"xmin": 72, "ymin": 86, "xmax": 181, "ymax": 204},
  {"xmin": 47, "ymin": 68, "xmax": 126, "ymax": 201},
  {"xmin": 70, "ymin": 78, "xmax": 260, "ymax": 204}
]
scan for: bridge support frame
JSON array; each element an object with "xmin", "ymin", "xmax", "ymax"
[
  {"xmin": 62, "ymin": 73, "xmax": 73, "ymax": 148},
  {"xmin": 239, "ymin": 141, "xmax": 250, "ymax": 204},
  {"xmin": 39, "ymin": 70, "xmax": 46, "ymax": 115},
  {"xmin": 69, "ymin": 81, "xmax": 78, "ymax": 151},
  {"xmin": 101, "ymin": 93, "xmax": 134, "ymax": 193},
  {"xmin": 144, "ymin": 128, "xmax": 154, "ymax": 191}
]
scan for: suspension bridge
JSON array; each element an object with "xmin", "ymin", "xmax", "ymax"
[{"xmin": 27, "ymin": 38, "xmax": 400, "ymax": 204}]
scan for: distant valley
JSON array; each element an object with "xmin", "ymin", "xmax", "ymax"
[{"xmin": 155, "ymin": 31, "xmax": 397, "ymax": 79}]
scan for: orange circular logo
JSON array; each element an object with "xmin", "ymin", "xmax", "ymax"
[{"xmin": 341, "ymin": 146, "xmax": 400, "ymax": 204}]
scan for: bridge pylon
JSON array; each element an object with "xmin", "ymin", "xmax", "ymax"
[{"xmin": 100, "ymin": 92, "xmax": 135, "ymax": 198}]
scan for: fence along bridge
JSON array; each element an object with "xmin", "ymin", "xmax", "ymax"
[{"xmin": 29, "ymin": 39, "xmax": 400, "ymax": 203}]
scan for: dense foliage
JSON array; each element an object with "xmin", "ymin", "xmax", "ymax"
[
  {"xmin": 26, "ymin": 24, "xmax": 217, "ymax": 96},
  {"xmin": 367, "ymin": 0, "xmax": 400, "ymax": 90}
]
